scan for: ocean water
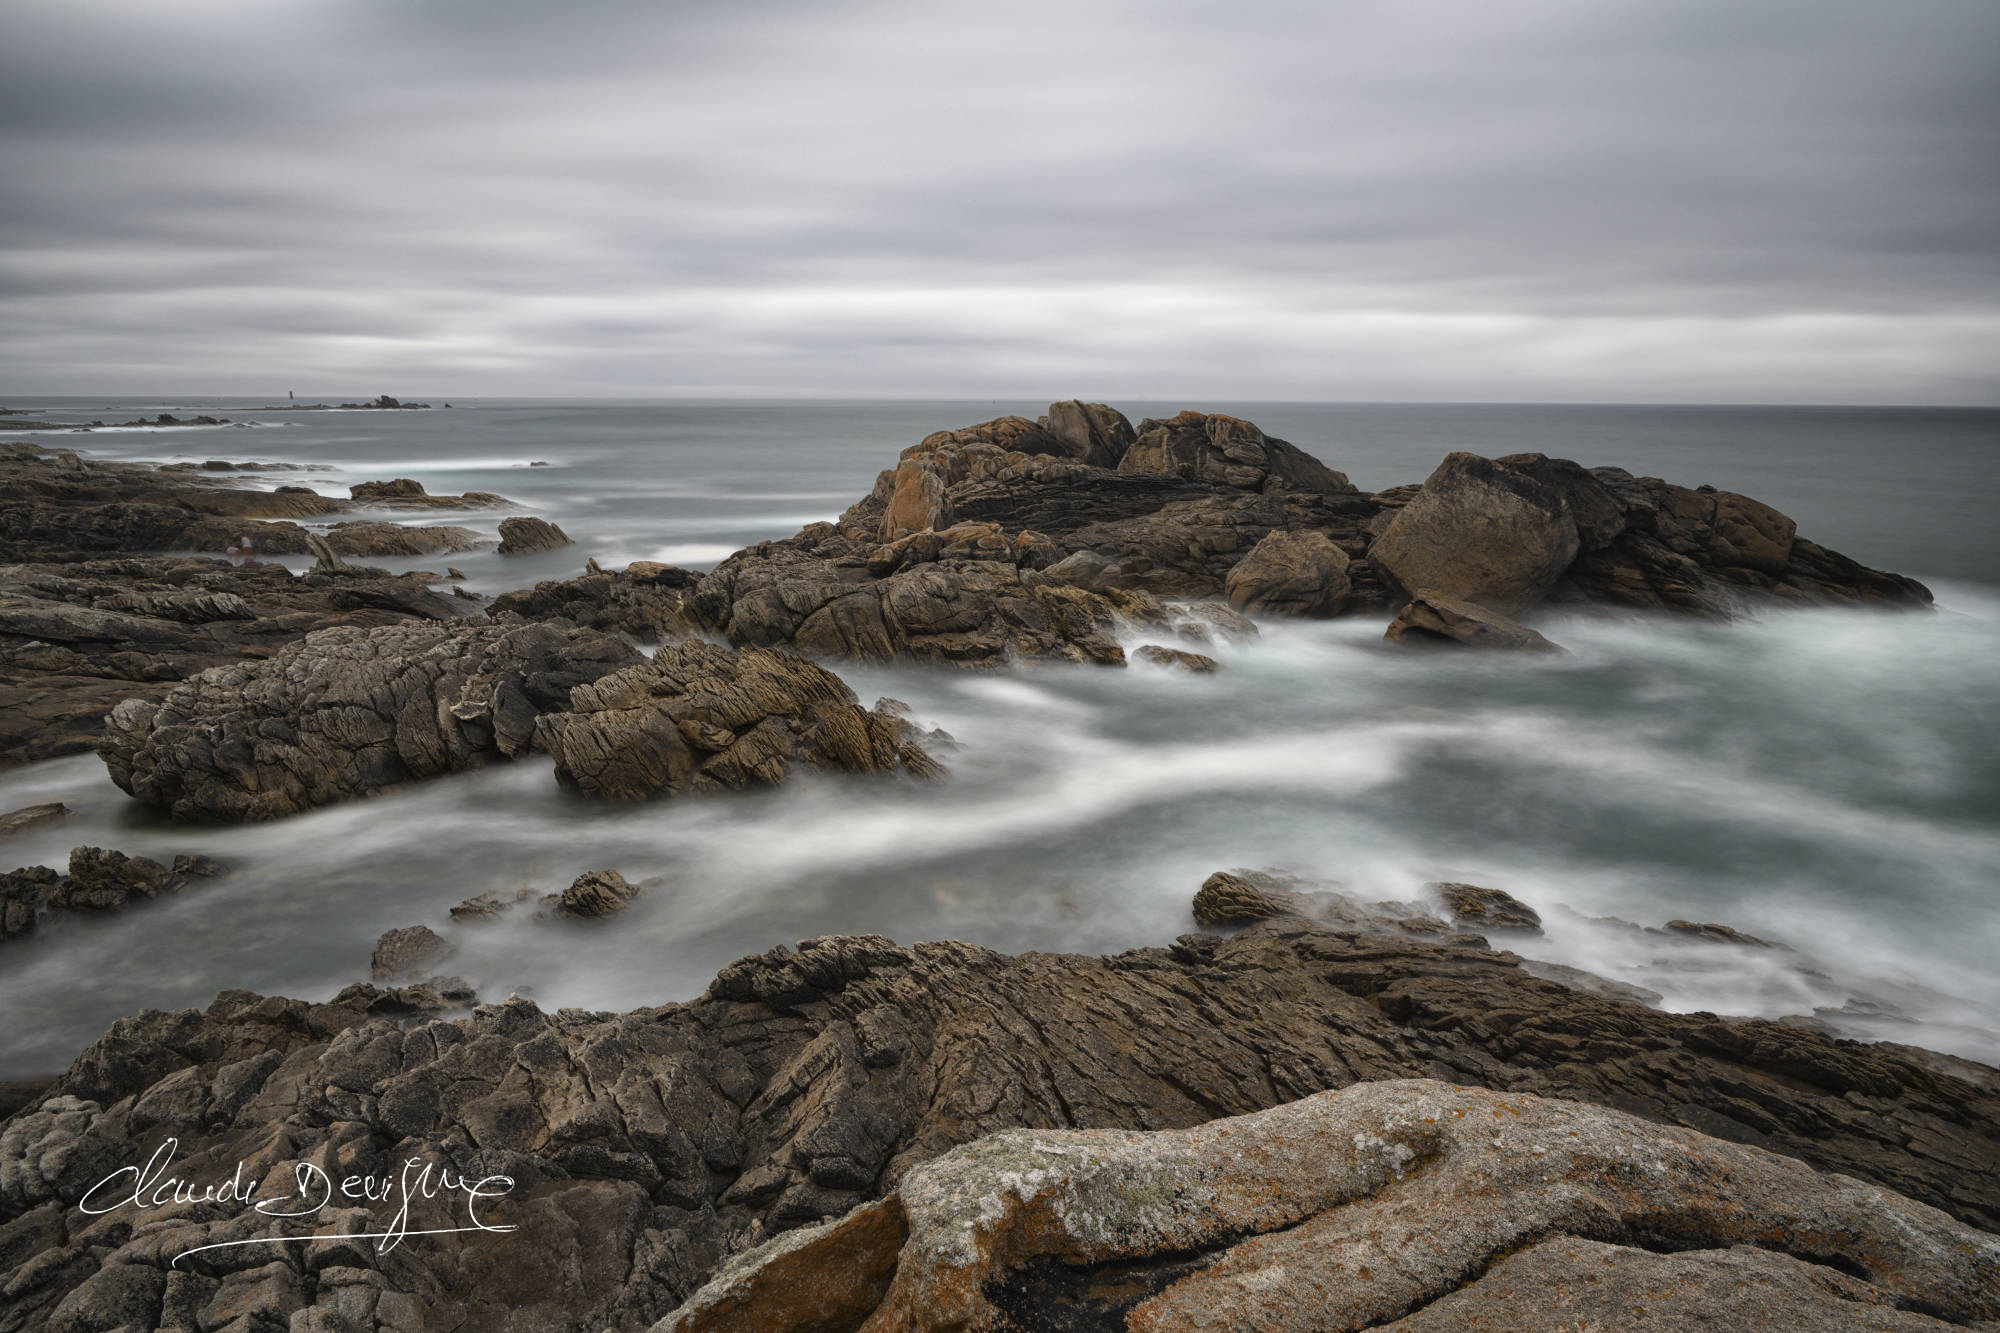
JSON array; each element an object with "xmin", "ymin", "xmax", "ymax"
[{"xmin": 0, "ymin": 398, "xmax": 1995, "ymax": 1074}]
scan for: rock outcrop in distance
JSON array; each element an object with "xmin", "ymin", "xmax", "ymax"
[
  {"xmin": 496, "ymin": 400, "xmax": 1931, "ymax": 670},
  {"xmin": 2, "ymin": 915, "xmax": 1993, "ymax": 1330},
  {"xmin": 663, "ymin": 1080, "xmax": 2000, "ymax": 1333}
]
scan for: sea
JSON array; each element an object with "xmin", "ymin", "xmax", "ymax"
[{"xmin": 0, "ymin": 397, "xmax": 1995, "ymax": 1075}]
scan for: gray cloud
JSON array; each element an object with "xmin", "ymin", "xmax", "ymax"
[{"xmin": 1, "ymin": 0, "xmax": 1995, "ymax": 401}]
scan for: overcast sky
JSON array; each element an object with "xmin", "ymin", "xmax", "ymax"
[{"xmin": 2, "ymin": 0, "xmax": 1995, "ymax": 402}]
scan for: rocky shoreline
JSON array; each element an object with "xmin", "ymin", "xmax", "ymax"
[{"xmin": 0, "ymin": 402, "xmax": 1985, "ymax": 1329}]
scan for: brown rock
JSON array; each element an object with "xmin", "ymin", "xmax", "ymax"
[
  {"xmin": 1134, "ymin": 644, "xmax": 1219, "ymax": 673},
  {"xmin": 1191, "ymin": 870, "xmax": 1304, "ymax": 925},
  {"xmin": 497, "ymin": 515, "xmax": 574, "ymax": 554},
  {"xmin": 556, "ymin": 869, "xmax": 642, "ymax": 918},
  {"xmin": 1384, "ymin": 591, "xmax": 1562, "ymax": 651},
  {"xmin": 1043, "ymin": 400, "xmax": 1136, "ymax": 469},
  {"xmin": 1370, "ymin": 452, "xmax": 1581, "ymax": 612},
  {"xmin": 877, "ymin": 460, "xmax": 949, "ymax": 541},
  {"xmin": 1223, "ymin": 528, "xmax": 1353, "ymax": 617},
  {"xmin": 1434, "ymin": 881, "xmax": 1543, "ymax": 933},
  {"xmin": 1120, "ymin": 411, "xmax": 1356, "ymax": 496},
  {"xmin": 0, "ymin": 802, "xmax": 69, "ymax": 841},
  {"xmin": 369, "ymin": 924, "xmax": 452, "ymax": 981}
]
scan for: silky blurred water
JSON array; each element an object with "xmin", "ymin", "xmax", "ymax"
[{"xmin": 0, "ymin": 398, "xmax": 1994, "ymax": 1074}]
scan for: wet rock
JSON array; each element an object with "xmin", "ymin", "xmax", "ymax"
[
  {"xmin": 1665, "ymin": 919, "xmax": 1786, "ymax": 948},
  {"xmin": 4, "ymin": 923, "xmax": 1998, "ymax": 1327},
  {"xmin": 1223, "ymin": 528, "xmax": 1353, "ymax": 617},
  {"xmin": 668, "ymin": 1081, "xmax": 2000, "ymax": 1332},
  {"xmin": 487, "ymin": 566, "xmax": 699, "ymax": 641},
  {"xmin": 1434, "ymin": 882, "xmax": 1543, "ymax": 933},
  {"xmin": 322, "ymin": 520, "xmax": 485, "ymax": 557},
  {"xmin": 349, "ymin": 478, "xmax": 427, "ymax": 501},
  {"xmin": 371, "ymin": 924, "xmax": 453, "ymax": 981},
  {"xmin": 2, "ymin": 848, "xmax": 224, "ymax": 940},
  {"xmin": 1370, "ymin": 452, "xmax": 1581, "ymax": 612},
  {"xmin": 99, "ymin": 619, "xmax": 641, "ymax": 821},
  {"xmin": 1133, "ymin": 644, "xmax": 1219, "ymax": 673},
  {"xmin": 497, "ymin": 515, "xmax": 573, "ymax": 554},
  {"xmin": 1384, "ymin": 590, "xmax": 1563, "ymax": 651},
  {"xmin": 535, "ymin": 640, "xmax": 944, "ymax": 801},
  {"xmin": 450, "ymin": 888, "xmax": 531, "ymax": 922},
  {"xmin": 0, "ymin": 802, "xmax": 69, "ymax": 841},
  {"xmin": 1164, "ymin": 600, "xmax": 1259, "ymax": 646},
  {"xmin": 553, "ymin": 869, "xmax": 641, "ymax": 918},
  {"xmin": 0, "ymin": 865, "xmax": 59, "ymax": 939},
  {"xmin": 1191, "ymin": 870, "xmax": 1306, "ymax": 925},
  {"xmin": 351, "ymin": 478, "xmax": 510, "ymax": 509}
]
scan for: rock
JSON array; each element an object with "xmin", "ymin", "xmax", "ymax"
[
  {"xmin": 664, "ymin": 1080, "xmax": 2000, "ymax": 1333},
  {"xmin": 1120, "ymin": 411, "xmax": 1357, "ymax": 496},
  {"xmin": 535, "ymin": 641, "xmax": 945, "ymax": 801},
  {"xmin": 322, "ymin": 520, "xmax": 485, "ymax": 557},
  {"xmin": 0, "ymin": 865, "xmax": 59, "ymax": 939},
  {"xmin": 1043, "ymin": 400, "xmax": 1136, "ymax": 469},
  {"xmin": 0, "ymin": 802, "xmax": 69, "ymax": 841},
  {"xmin": 1384, "ymin": 591, "xmax": 1563, "ymax": 651},
  {"xmin": 497, "ymin": 515, "xmax": 573, "ymax": 554},
  {"xmin": 1434, "ymin": 882, "xmax": 1543, "ymax": 933},
  {"xmin": 2, "ymin": 849, "xmax": 224, "ymax": 939},
  {"xmin": 4, "ymin": 923, "xmax": 1998, "ymax": 1328},
  {"xmin": 98, "ymin": 619, "xmax": 641, "ymax": 821},
  {"xmin": 1665, "ymin": 919, "xmax": 1786, "ymax": 948},
  {"xmin": 1191, "ymin": 870, "xmax": 1305, "ymax": 925},
  {"xmin": 554, "ymin": 869, "xmax": 641, "ymax": 918},
  {"xmin": 1223, "ymin": 528, "xmax": 1353, "ymax": 617},
  {"xmin": 350, "ymin": 478, "xmax": 427, "ymax": 501},
  {"xmin": 370, "ymin": 925, "xmax": 453, "ymax": 981},
  {"xmin": 449, "ymin": 888, "xmax": 531, "ymax": 922},
  {"xmin": 1133, "ymin": 644, "xmax": 1219, "ymax": 672},
  {"xmin": 1164, "ymin": 601, "xmax": 1259, "ymax": 646},
  {"xmin": 1370, "ymin": 452, "xmax": 1582, "ymax": 612},
  {"xmin": 877, "ymin": 459, "xmax": 950, "ymax": 541},
  {"xmin": 488, "ymin": 566, "xmax": 699, "ymax": 641}
]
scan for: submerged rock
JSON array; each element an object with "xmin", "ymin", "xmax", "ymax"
[
  {"xmin": 99, "ymin": 619, "xmax": 640, "ymax": 820},
  {"xmin": 1, "ymin": 847, "xmax": 225, "ymax": 940},
  {"xmin": 552, "ymin": 868, "xmax": 642, "ymax": 918},
  {"xmin": 1133, "ymin": 644, "xmax": 1219, "ymax": 673},
  {"xmin": 663, "ymin": 1080, "xmax": 2000, "ymax": 1333},
  {"xmin": 536, "ymin": 640, "xmax": 945, "ymax": 801}
]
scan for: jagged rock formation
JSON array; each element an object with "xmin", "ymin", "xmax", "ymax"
[
  {"xmin": 0, "ymin": 557, "xmax": 463, "ymax": 768},
  {"xmin": 488, "ymin": 562, "xmax": 700, "ymax": 641},
  {"xmin": 536, "ymin": 640, "xmax": 945, "ymax": 800},
  {"xmin": 1, "ymin": 920, "xmax": 1993, "ymax": 1330},
  {"xmin": 662, "ymin": 1080, "xmax": 2000, "ymax": 1332},
  {"xmin": 98, "ymin": 620, "xmax": 640, "ymax": 820},
  {"xmin": 1433, "ymin": 881, "xmax": 1544, "ymax": 933},
  {"xmin": 550, "ymin": 868, "xmax": 642, "ymax": 917},
  {"xmin": 1, "ymin": 848, "xmax": 226, "ymax": 941}
]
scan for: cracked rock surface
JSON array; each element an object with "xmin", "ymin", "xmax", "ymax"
[
  {"xmin": 98, "ymin": 619, "xmax": 641, "ymax": 820},
  {"xmin": 1, "ymin": 921, "xmax": 1994, "ymax": 1330},
  {"xmin": 661, "ymin": 1080, "xmax": 2000, "ymax": 1332}
]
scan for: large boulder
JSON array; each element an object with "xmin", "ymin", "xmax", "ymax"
[
  {"xmin": 1043, "ymin": 399, "xmax": 1136, "ymax": 468},
  {"xmin": 660, "ymin": 1080, "xmax": 2000, "ymax": 1333},
  {"xmin": 99, "ymin": 620, "xmax": 641, "ymax": 820},
  {"xmin": 536, "ymin": 640, "xmax": 945, "ymax": 800},
  {"xmin": 1370, "ymin": 452, "xmax": 1581, "ymax": 612},
  {"xmin": 1120, "ymin": 411, "xmax": 1357, "ymax": 496},
  {"xmin": 1223, "ymin": 528, "xmax": 1353, "ymax": 617}
]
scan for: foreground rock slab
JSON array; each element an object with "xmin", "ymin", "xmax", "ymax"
[
  {"xmin": 661, "ymin": 1080, "xmax": 2000, "ymax": 1332},
  {"xmin": 99, "ymin": 619, "xmax": 640, "ymax": 820},
  {"xmin": 2, "ymin": 922, "xmax": 1994, "ymax": 1330}
]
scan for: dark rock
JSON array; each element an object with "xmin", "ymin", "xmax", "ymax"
[
  {"xmin": 535, "ymin": 641, "xmax": 945, "ymax": 801},
  {"xmin": 1385, "ymin": 591, "xmax": 1563, "ymax": 651},
  {"xmin": 488, "ymin": 566, "xmax": 699, "ymax": 641},
  {"xmin": 3, "ymin": 924, "xmax": 1997, "ymax": 1327},
  {"xmin": 450, "ymin": 888, "xmax": 531, "ymax": 922},
  {"xmin": 1434, "ymin": 881, "xmax": 1544, "ymax": 933},
  {"xmin": 497, "ymin": 515, "xmax": 574, "ymax": 554},
  {"xmin": 370, "ymin": 924, "xmax": 453, "ymax": 981},
  {"xmin": 1043, "ymin": 400, "xmax": 1136, "ymax": 469},
  {"xmin": 554, "ymin": 869, "xmax": 641, "ymax": 918},
  {"xmin": 0, "ymin": 802, "xmax": 69, "ymax": 841},
  {"xmin": 99, "ymin": 619, "xmax": 641, "ymax": 821},
  {"xmin": 1121, "ymin": 410, "xmax": 1357, "ymax": 496},
  {"xmin": 350, "ymin": 478, "xmax": 427, "ymax": 501},
  {"xmin": 1191, "ymin": 870, "xmax": 1305, "ymax": 925},
  {"xmin": 1665, "ymin": 919, "xmax": 1786, "ymax": 948},
  {"xmin": 1223, "ymin": 528, "xmax": 1353, "ymax": 617},
  {"xmin": 1133, "ymin": 644, "xmax": 1219, "ymax": 672}
]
